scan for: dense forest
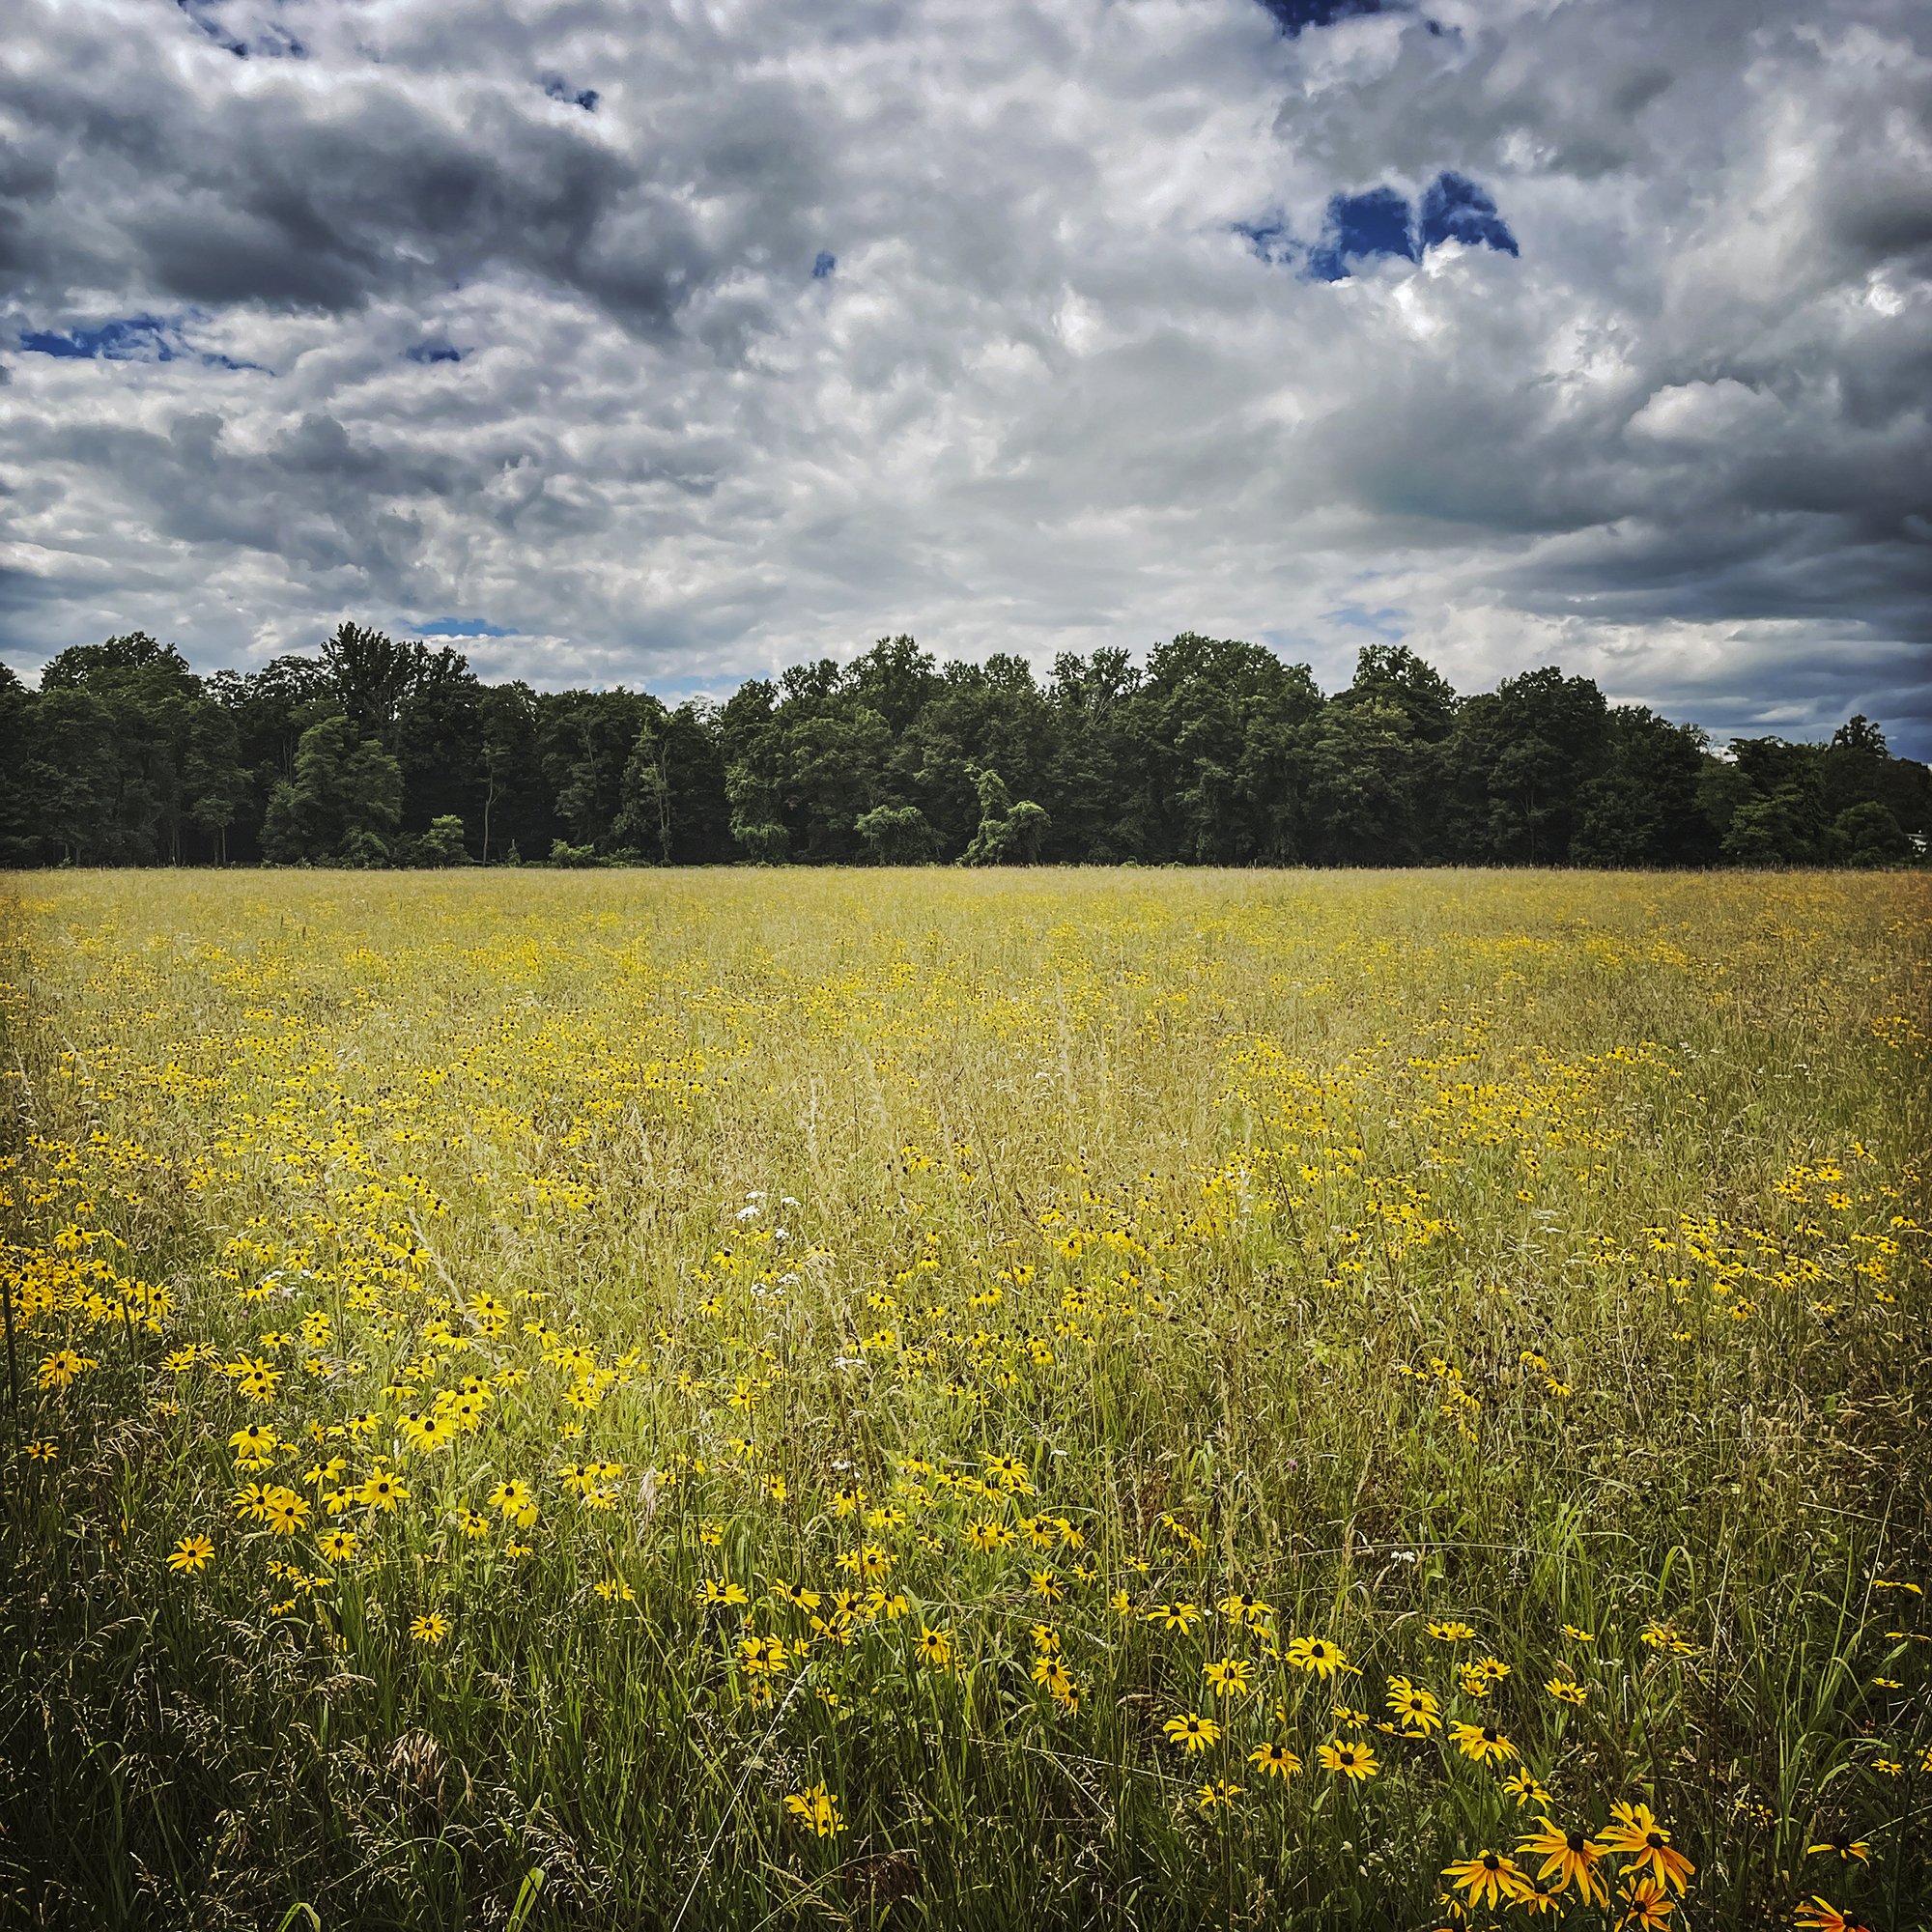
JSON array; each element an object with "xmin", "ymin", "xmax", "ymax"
[{"xmin": 2, "ymin": 625, "xmax": 1925, "ymax": 869}]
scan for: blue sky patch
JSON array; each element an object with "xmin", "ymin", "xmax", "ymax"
[
  {"xmin": 1308, "ymin": 186, "xmax": 1415, "ymax": 280},
  {"xmin": 1256, "ymin": 0, "xmax": 1392, "ymax": 35},
  {"xmin": 412, "ymin": 618, "xmax": 514, "ymax": 639},
  {"xmin": 18, "ymin": 313, "xmax": 262, "ymax": 369},
  {"xmin": 1324, "ymin": 603, "xmax": 1407, "ymax": 639},
  {"xmin": 812, "ymin": 251, "xmax": 838, "ymax": 280},
  {"xmin": 22, "ymin": 315, "xmax": 183, "ymax": 360},
  {"xmin": 1242, "ymin": 173, "xmax": 1518, "ymax": 282},
  {"xmin": 1418, "ymin": 172, "xmax": 1519, "ymax": 255},
  {"xmin": 542, "ymin": 74, "xmax": 599, "ymax": 110},
  {"xmin": 406, "ymin": 341, "xmax": 464, "ymax": 364}
]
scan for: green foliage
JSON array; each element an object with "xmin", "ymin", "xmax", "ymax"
[
  {"xmin": 261, "ymin": 715, "xmax": 403, "ymax": 866},
  {"xmin": 959, "ymin": 769, "xmax": 1052, "ymax": 866},
  {"xmin": 1831, "ymin": 801, "xmax": 1913, "ymax": 869},
  {"xmin": 417, "ymin": 816, "xmax": 471, "ymax": 867},
  {"xmin": 854, "ymin": 803, "xmax": 940, "ymax": 865},
  {"xmin": 7, "ymin": 628, "xmax": 1928, "ymax": 870},
  {"xmin": 261, "ymin": 715, "xmax": 404, "ymax": 866}
]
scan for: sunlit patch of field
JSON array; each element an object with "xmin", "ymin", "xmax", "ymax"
[{"xmin": 1, "ymin": 868, "xmax": 1926, "ymax": 1931}]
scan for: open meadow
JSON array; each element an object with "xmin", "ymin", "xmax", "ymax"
[{"xmin": 1, "ymin": 867, "xmax": 1927, "ymax": 1931}]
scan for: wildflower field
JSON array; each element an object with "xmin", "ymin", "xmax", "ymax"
[{"xmin": 1, "ymin": 867, "xmax": 1927, "ymax": 1932}]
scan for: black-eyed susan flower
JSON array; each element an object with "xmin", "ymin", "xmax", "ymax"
[
  {"xmin": 410, "ymin": 1611, "xmax": 448, "ymax": 1645},
  {"xmin": 1248, "ymin": 1742, "xmax": 1301, "ymax": 1779},
  {"xmin": 1599, "ymin": 1802, "xmax": 1694, "ymax": 1896},
  {"xmin": 1162, "ymin": 1711, "xmax": 1221, "ymax": 1753},
  {"xmin": 1502, "ymin": 1769, "xmax": 1553, "ymax": 1808},
  {"xmin": 1145, "ymin": 1601, "xmax": 1202, "ymax": 1632},
  {"xmin": 1442, "ymin": 1850, "xmax": 1525, "ymax": 1910},
  {"xmin": 1033, "ymin": 1655, "xmax": 1078, "ymax": 1708},
  {"xmin": 167, "ymin": 1533, "xmax": 214, "ymax": 1574},
  {"xmin": 262, "ymin": 1487, "xmax": 310, "ymax": 1535},
  {"xmin": 1517, "ymin": 1818, "xmax": 1608, "ymax": 1904},
  {"xmin": 1545, "ymin": 1675, "xmax": 1589, "ymax": 1706},
  {"xmin": 738, "ymin": 1633, "xmax": 788, "ymax": 1677},
  {"xmin": 229, "ymin": 1422, "xmax": 278, "ymax": 1462},
  {"xmin": 1285, "ymin": 1635, "xmax": 1349, "ymax": 1679},
  {"xmin": 1385, "ymin": 1675, "xmax": 1441, "ymax": 1734},
  {"xmin": 1458, "ymin": 1654, "xmax": 1511, "ymax": 1697},
  {"xmin": 1427, "ymin": 1620, "xmax": 1476, "ymax": 1642},
  {"xmin": 1218, "ymin": 1590, "xmax": 1273, "ymax": 1625},
  {"xmin": 1203, "ymin": 1657, "xmax": 1250, "ymax": 1699},
  {"xmin": 1804, "ymin": 1834, "xmax": 1871, "ymax": 1863},
  {"xmin": 782, "ymin": 1781, "xmax": 843, "ymax": 1836},
  {"xmin": 916, "ymin": 1626, "xmax": 954, "ymax": 1670},
  {"xmin": 1317, "ymin": 1738, "xmax": 1378, "ymax": 1782},
  {"xmin": 1450, "ymin": 1721, "xmax": 1517, "ymax": 1766},
  {"xmin": 1195, "ymin": 1778, "xmax": 1242, "ymax": 1811},
  {"xmin": 37, "ymin": 1349, "xmax": 97, "ymax": 1390},
  {"xmin": 358, "ymin": 1469, "xmax": 409, "ymax": 1511}
]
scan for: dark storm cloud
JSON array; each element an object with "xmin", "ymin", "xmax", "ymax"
[
  {"xmin": 1, "ymin": 72, "xmax": 711, "ymax": 336},
  {"xmin": 0, "ymin": 0, "xmax": 1928, "ymax": 755}
]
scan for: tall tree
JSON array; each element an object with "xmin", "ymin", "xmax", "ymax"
[
  {"xmin": 261, "ymin": 716, "xmax": 404, "ymax": 865},
  {"xmin": 1445, "ymin": 667, "xmax": 1609, "ymax": 865}
]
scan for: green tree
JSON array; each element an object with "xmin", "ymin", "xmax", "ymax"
[
  {"xmin": 261, "ymin": 715, "xmax": 403, "ymax": 865},
  {"xmin": 1132, "ymin": 636, "xmax": 1319, "ymax": 864},
  {"xmin": 1446, "ymin": 667, "xmax": 1609, "ymax": 864},
  {"xmin": 1721, "ymin": 791, "xmax": 1817, "ymax": 866},
  {"xmin": 1572, "ymin": 708, "xmax": 1712, "ymax": 867},
  {"xmin": 475, "ymin": 683, "xmax": 546, "ymax": 864},
  {"xmin": 18, "ymin": 688, "xmax": 119, "ymax": 864},
  {"xmin": 418, "ymin": 815, "xmax": 471, "ymax": 866},
  {"xmin": 1047, "ymin": 650, "xmax": 1147, "ymax": 862},
  {"xmin": 960, "ymin": 768, "xmax": 1051, "ymax": 865},
  {"xmin": 0, "ymin": 667, "xmax": 36, "ymax": 864},
  {"xmin": 1829, "ymin": 801, "xmax": 1913, "ymax": 868},
  {"xmin": 854, "ymin": 804, "xmax": 940, "ymax": 865},
  {"xmin": 1302, "ymin": 694, "xmax": 1435, "ymax": 865},
  {"xmin": 182, "ymin": 698, "xmax": 245, "ymax": 864},
  {"xmin": 718, "ymin": 679, "xmax": 791, "ymax": 862}
]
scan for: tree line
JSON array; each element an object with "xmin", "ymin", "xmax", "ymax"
[{"xmin": 2, "ymin": 625, "xmax": 1924, "ymax": 869}]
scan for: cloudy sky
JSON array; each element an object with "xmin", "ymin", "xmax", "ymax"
[{"xmin": 3, "ymin": 0, "xmax": 1929, "ymax": 752}]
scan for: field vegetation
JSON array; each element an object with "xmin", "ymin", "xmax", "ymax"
[{"xmin": 1, "ymin": 867, "xmax": 1927, "ymax": 1930}]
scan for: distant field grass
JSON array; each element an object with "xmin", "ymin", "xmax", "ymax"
[{"xmin": 1, "ymin": 867, "xmax": 1927, "ymax": 1931}]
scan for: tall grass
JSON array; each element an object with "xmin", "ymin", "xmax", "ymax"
[{"xmin": 0, "ymin": 867, "xmax": 1926, "ymax": 1930}]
